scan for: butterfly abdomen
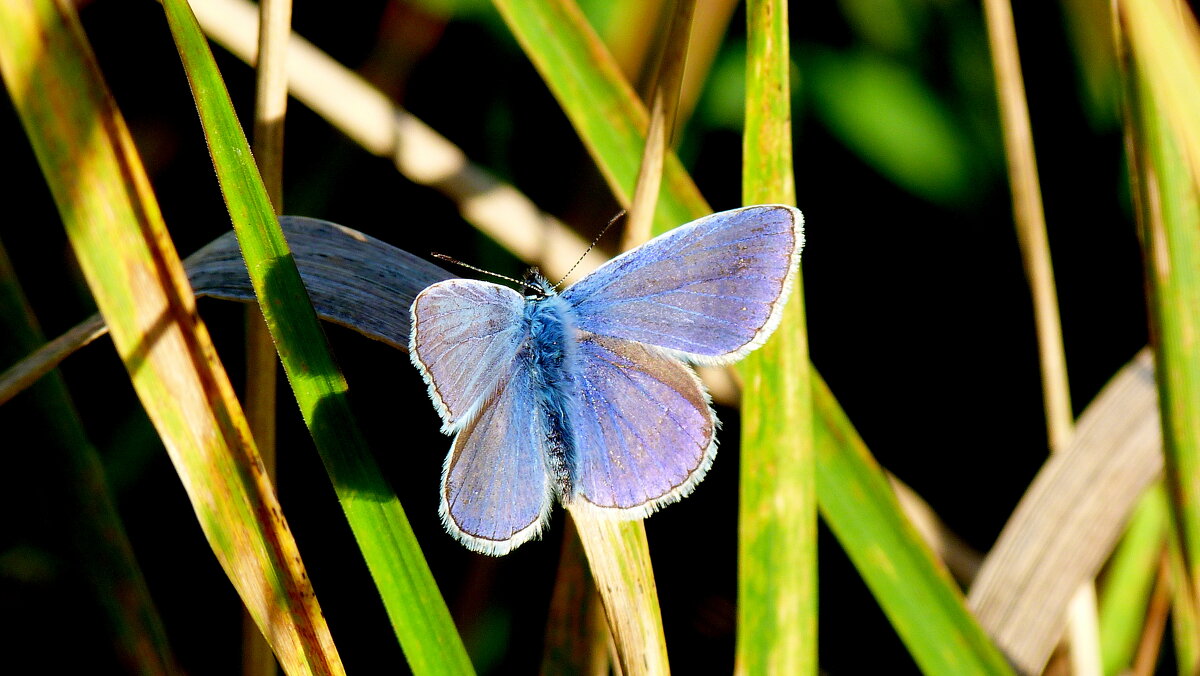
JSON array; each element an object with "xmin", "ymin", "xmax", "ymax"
[{"xmin": 524, "ymin": 293, "xmax": 578, "ymax": 500}]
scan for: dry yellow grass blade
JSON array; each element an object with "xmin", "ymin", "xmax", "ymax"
[
  {"xmin": 567, "ymin": 509, "xmax": 670, "ymax": 676},
  {"xmin": 241, "ymin": 0, "xmax": 292, "ymax": 672},
  {"xmin": 1120, "ymin": 0, "xmax": 1200, "ymax": 194}
]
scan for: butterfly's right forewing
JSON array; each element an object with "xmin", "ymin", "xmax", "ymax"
[{"xmin": 409, "ymin": 279, "xmax": 526, "ymax": 432}]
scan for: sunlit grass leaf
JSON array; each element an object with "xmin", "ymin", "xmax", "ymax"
[
  {"xmin": 814, "ymin": 374, "xmax": 1014, "ymax": 675},
  {"xmin": 1120, "ymin": 1, "xmax": 1200, "ymax": 667},
  {"xmin": 735, "ymin": 0, "xmax": 815, "ymax": 674}
]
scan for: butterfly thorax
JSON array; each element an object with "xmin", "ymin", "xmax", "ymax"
[{"xmin": 522, "ymin": 280, "xmax": 577, "ymax": 500}]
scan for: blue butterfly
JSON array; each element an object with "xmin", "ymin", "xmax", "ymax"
[{"xmin": 409, "ymin": 205, "xmax": 804, "ymax": 555}]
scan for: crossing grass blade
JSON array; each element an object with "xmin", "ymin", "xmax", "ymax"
[{"xmin": 158, "ymin": 1, "xmax": 473, "ymax": 673}]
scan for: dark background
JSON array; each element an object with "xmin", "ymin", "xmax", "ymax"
[{"xmin": 0, "ymin": 0, "xmax": 1147, "ymax": 673}]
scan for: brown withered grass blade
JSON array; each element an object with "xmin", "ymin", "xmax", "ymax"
[{"xmin": 968, "ymin": 350, "xmax": 1162, "ymax": 674}]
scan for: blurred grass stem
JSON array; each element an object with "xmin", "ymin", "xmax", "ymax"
[
  {"xmin": 981, "ymin": 0, "xmax": 1097, "ymax": 672},
  {"xmin": 242, "ymin": 0, "xmax": 291, "ymax": 673}
]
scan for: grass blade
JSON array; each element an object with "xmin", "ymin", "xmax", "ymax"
[
  {"xmin": 491, "ymin": 0, "xmax": 708, "ymax": 230},
  {"xmin": 158, "ymin": 1, "xmax": 474, "ymax": 673},
  {"xmin": 0, "ymin": 1, "xmax": 341, "ymax": 673},
  {"xmin": 734, "ymin": 1, "xmax": 815, "ymax": 674},
  {"xmin": 1119, "ymin": 1, "xmax": 1200, "ymax": 668},
  {"xmin": 1099, "ymin": 484, "xmax": 1169, "ymax": 675}
]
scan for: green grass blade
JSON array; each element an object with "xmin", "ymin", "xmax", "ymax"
[
  {"xmin": 1120, "ymin": 4, "xmax": 1200, "ymax": 667},
  {"xmin": 0, "ymin": 1, "xmax": 340, "ymax": 673},
  {"xmin": 158, "ymin": 2, "xmax": 473, "ymax": 674},
  {"xmin": 1099, "ymin": 483, "xmax": 1168, "ymax": 676},
  {"xmin": 735, "ymin": 1, "xmax": 816, "ymax": 674},
  {"xmin": 814, "ymin": 374, "xmax": 1015, "ymax": 675}
]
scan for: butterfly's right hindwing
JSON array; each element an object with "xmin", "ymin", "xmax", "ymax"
[
  {"xmin": 568, "ymin": 332, "xmax": 716, "ymax": 517},
  {"xmin": 409, "ymin": 279, "xmax": 526, "ymax": 432}
]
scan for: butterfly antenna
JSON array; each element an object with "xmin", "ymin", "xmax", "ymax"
[
  {"xmin": 431, "ymin": 253, "xmax": 542, "ymax": 294},
  {"xmin": 554, "ymin": 209, "xmax": 626, "ymax": 289}
]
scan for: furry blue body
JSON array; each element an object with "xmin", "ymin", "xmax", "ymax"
[{"xmin": 521, "ymin": 275, "xmax": 577, "ymax": 500}]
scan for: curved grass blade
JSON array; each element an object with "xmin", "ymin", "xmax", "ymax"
[
  {"xmin": 158, "ymin": 2, "xmax": 473, "ymax": 673},
  {"xmin": 0, "ymin": 1, "xmax": 341, "ymax": 673},
  {"xmin": 968, "ymin": 351, "xmax": 1161, "ymax": 673},
  {"xmin": 734, "ymin": 1, "xmax": 815, "ymax": 674}
]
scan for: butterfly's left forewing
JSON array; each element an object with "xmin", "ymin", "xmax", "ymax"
[
  {"xmin": 409, "ymin": 279, "xmax": 525, "ymax": 432},
  {"xmin": 568, "ymin": 333, "xmax": 716, "ymax": 516}
]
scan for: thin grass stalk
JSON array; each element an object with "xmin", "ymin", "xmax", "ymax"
[
  {"xmin": 0, "ymin": 1, "xmax": 341, "ymax": 672},
  {"xmin": 242, "ymin": 0, "xmax": 291, "ymax": 673},
  {"xmin": 620, "ymin": 0, "xmax": 695, "ymax": 251},
  {"xmin": 0, "ymin": 313, "xmax": 106, "ymax": 406},
  {"xmin": 1130, "ymin": 552, "xmax": 1170, "ymax": 676},
  {"xmin": 734, "ymin": 0, "xmax": 815, "ymax": 674},
  {"xmin": 675, "ymin": 0, "xmax": 738, "ymax": 132},
  {"xmin": 982, "ymin": 0, "xmax": 1099, "ymax": 672},
  {"xmin": 1119, "ymin": 2, "xmax": 1200, "ymax": 667},
  {"xmin": 568, "ymin": 514, "xmax": 670, "ymax": 675},
  {"xmin": 564, "ymin": 4, "xmax": 698, "ymax": 670},
  {"xmin": 540, "ymin": 517, "xmax": 610, "ymax": 676}
]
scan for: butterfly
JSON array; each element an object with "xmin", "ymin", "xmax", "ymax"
[{"xmin": 408, "ymin": 204, "xmax": 804, "ymax": 555}]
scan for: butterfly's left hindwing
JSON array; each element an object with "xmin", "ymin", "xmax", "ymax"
[
  {"xmin": 441, "ymin": 360, "xmax": 554, "ymax": 556},
  {"xmin": 568, "ymin": 332, "xmax": 716, "ymax": 516}
]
